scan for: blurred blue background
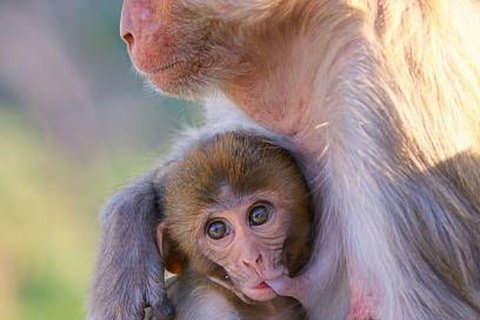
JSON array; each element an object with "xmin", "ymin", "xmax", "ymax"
[{"xmin": 0, "ymin": 1, "xmax": 197, "ymax": 319}]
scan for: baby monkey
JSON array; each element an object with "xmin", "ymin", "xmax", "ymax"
[{"xmin": 154, "ymin": 131, "xmax": 312, "ymax": 320}]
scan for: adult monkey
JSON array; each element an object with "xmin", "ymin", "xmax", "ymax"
[{"xmin": 91, "ymin": 0, "xmax": 480, "ymax": 320}]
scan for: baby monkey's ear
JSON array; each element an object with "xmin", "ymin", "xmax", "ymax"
[{"xmin": 157, "ymin": 222, "xmax": 189, "ymax": 275}]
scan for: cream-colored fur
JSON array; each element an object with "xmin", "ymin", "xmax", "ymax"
[{"xmin": 203, "ymin": 1, "xmax": 480, "ymax": 319}]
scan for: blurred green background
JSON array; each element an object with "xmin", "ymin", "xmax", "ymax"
[{"xmin": 0, "ymin": 1, "xmax": 198, "ymax": 319}]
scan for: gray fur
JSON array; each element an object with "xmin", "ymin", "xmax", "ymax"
[{"xmin": 87, "ymin": 172, "xmax": 174, "ymax": 320}]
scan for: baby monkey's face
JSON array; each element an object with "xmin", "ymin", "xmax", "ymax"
[
  {"xmin": 163, "ymin": 133, "xmax": 312, "ymax": 303},
  {"xmin": 198, "ymin": 189, "xmax": 303, "ymax": 302}
]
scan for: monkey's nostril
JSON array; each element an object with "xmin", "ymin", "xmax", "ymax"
[
  {"xmin": 122, "ymin": 32, "xmax": 134, "ymax": 49},
  {"xmin": 244, "ymin": 254, "xmax": 262, "ymax": 267}
]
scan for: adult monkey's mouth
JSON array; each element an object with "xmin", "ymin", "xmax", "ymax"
[{"xmin": 150, "ymin": 60, "xmax": 183, "ymax": 74}]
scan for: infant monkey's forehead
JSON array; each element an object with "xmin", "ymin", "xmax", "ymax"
[
  {"xmin": 172, "ymin": 131, "xmax": 303, "ymax": 183},
  {"xmin": 164, "ymin": 131, "xmax": 311, "ymax": 207},
  {"xmin": 188, "ymin": 131, "xmax": 297, "ymax": 166}
]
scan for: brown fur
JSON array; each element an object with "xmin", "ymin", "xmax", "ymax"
[
  {"xmin": 162, "ymin": 132, "xmax": 311, "ymax": 275},
  {"xmin": 155, "ymin": 132, "xmax": 311, "ymax": 319}
]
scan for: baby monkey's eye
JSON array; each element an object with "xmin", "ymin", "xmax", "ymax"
[
  {"xmin": 206, "ymin": 220, "xmax": 229, "ymax": 240},
  {"xmin": 248, "ymin": 204, "xmax": 271, "ymax": 226}
]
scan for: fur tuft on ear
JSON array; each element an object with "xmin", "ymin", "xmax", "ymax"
[{"xmin": 157, "ymin": 222, "xmax": 189, "ymax": 275}]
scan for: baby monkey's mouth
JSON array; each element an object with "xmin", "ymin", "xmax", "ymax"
[{"xmin": 254, "ymin": 282, "xmax": 270, "ymax": 289}]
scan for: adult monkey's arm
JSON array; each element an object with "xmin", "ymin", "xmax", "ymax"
[{"xmin": 88, "ymin": 171, "xmax": 175, "ymax": 320}]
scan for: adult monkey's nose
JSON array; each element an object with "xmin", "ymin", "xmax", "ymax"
[{"xmin": 120, "ymin": 1, "xmax": 135, "ymax": 51}]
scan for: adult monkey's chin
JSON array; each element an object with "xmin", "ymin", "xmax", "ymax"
[{"xmin": 144, "ymin": 63, "xmax": 215, "ymax": 99}]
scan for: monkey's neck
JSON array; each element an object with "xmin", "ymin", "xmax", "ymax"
[{"xmin": 222, "ymin": 3, "xmax": 364, "ymax": 158}]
